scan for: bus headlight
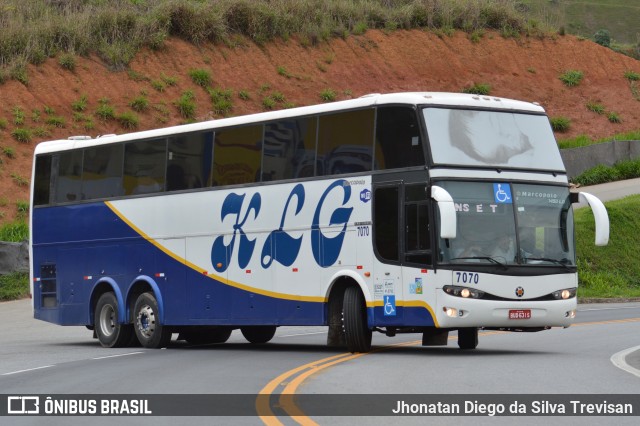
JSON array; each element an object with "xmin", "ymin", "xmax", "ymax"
[
  {"xmin": 443, "ymin": 285, "xmax": 484, "ymax": 299},
  {"xmin": 552, "ymin": 288, "xmax": 577, "ymax": 300}
]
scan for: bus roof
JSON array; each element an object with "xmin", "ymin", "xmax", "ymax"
[{"xmin": 33, "ymin": 92, "xmax": 545, "ymax": 155}]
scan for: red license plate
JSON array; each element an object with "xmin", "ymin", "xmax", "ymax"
[{"xmin": 509, "ymin": 309, "xmax": 531, "ymax": 319}]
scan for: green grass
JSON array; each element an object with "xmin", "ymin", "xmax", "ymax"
[
  {"xmin": 71, "ymin": 94, "xmax": 89, "ymax": 112},
  {"xmin": 189, "ymin": 68, "xmax": 212, "ymax": 88},
  {"xmin": 550, "ymin": 116, "xmax": 571, "ymax": 132},
  {"xmin": 11, "ymin": 128, "xmax": 32, "ymax": 143},
  {"xmin": 129, "ymin": 95, "xmax": 150, "ymax": 112},
  {"xmin": 624, "ymin": 71, "xmax": 640, "ymax": 82},
  {"xmin": 116, "ymin": 111, "xmax": 139, "ymax": 129},
  {"xmin": 319, "ymin": 89, "xmax": 337, "ymax": 102},
  {"xmin": 462, "ymin": 83, "xmax": 491, "ymax": 96},
  {"xmin": 558, "ymin": 130, "xmax": 640, "ymax": 150},
  {"xmin": 576, "ymin": 195, "xmax": 640, "ymax": 298},
  {"xmin": 571, "ymin": 159, "xmax": 640, "ymax": 186},
  {"xmin": 0, "ymin": 272, "xmax": 30, "ymax": 301},
  {"xmin": 0, "ymin": 221, "xmax": 28, "ymax": 242},
  {"xmin": 559, "ymin": 70, "xmax": 584, "ymax": 87},
  {"xmin": 0, "ymin": 0, "xmax": 541, "ymax": 84},
  {"xmin": 586, "ymin": 101, "xmax": 605, "ymax": 115},
  {"xmin": 175, "ymin": 90, "xmax": 196, "ymax": 120}
]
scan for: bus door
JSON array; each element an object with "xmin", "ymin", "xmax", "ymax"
[{"xmin": 372, "ymin": 183, "xmax": 404, "ymax": 323}]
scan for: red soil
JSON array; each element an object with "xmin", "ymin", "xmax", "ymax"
[{"xmin": 0, "ymin": 30, "xmax": 638, "ymax": 222}]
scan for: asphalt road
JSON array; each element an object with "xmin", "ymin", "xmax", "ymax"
[
  {"xmin": 573, "ymin": 177, "xmax": 640, "ymax": 208},
  {"xmin": 0, "ymin": 299, "xmax": 639, "ymax": 426}
]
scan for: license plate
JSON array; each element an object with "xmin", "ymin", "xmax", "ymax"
[{"xmin": 509, "ymin": 309, "xmax": 531, "ymax": 319}]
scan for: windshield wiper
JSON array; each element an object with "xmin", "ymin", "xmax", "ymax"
[
  {"xmin": 523, "ymin": 257, "xmax": 573, "ymax": 270},
  {"xmin": 450, "ymin": 256, "xmax": 507, "ymax": 269}
]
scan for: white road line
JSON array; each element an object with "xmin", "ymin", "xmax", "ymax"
[
  {"xmin": 610, "ymin": 345, "xmax": 640, "ymax": 379},
  {"xmin": 278, "ymin": 331, "xmax": 327, "ymax": 338},
  {"xmin": 2, "ymin": 365, "xmax": 54, "ymax": 376},
  {"xmin": 92, "ymin": 352, "xmax": 144, "ymax": 360},
  {"xmin": 579, "ymin": 306, "xmax": 640, "ymax": 312}
]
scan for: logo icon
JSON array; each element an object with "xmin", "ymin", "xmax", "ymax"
[
  {"xmin": 515, "ymin": 287, "xmax": 525, "ymax": 298},
  {"xmin": 493, "ymin": 183, "xmax": 512, "ymax": 204},
  {"xmin": 359, "ymin": 188, "xmax": 371, "ymax": 203},
  {"xmin": 384, "ymin": 295, "xmax": 396, "ymax": 316},
  {"xmin": 7, "ymin": 396, "xmax": 40, "ymax": 414}
]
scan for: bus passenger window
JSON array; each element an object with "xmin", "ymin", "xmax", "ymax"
[
  {"xmin": 214, "ymin": 125, "xmax": 263, "ymax": 186},
  {"xmin": 34, "ymin": 155, "xmax": 52, "ymax": 206},
  {"xmin": 263, "ymin": 118, "xmax": 317, "ymax": 181},
  {"xmin": 318, "ymin": 109, "xmax": 374, "ymax": 176},
  {"xmin": 167, "ymin": 131, "xmax": 213, "ymax": 190},
  {"xmin": 82, "ymin": 145, "xmax": 124, "ymax": 200},
  {"xmin": 55, "ymin": 150, "xmax": 83, "ymax": 203},
  {"xmin": 375, "ymin": 107, "xmax": 424, "ymax": 170},
  {"xmin": 124, "ymin": 139, "xmax": 167, "ymax": 195}
]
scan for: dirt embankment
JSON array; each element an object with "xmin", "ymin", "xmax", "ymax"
[{"xmin": 0, "ymin": 30, "xmax": 639, "ymax": 222}]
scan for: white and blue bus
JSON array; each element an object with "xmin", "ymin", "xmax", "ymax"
[{"xmin": 30, "ymin": 92, "xmax": 609, "ymax": 352}]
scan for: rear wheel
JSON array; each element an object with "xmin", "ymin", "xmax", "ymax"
[
  {"xmin": 94, "ymin": 292, "xmax": 134, "ymax": 348},
  {"xmin": 457, "ymin": 328, "xmax": 479, "ymax": 350},
  {"xmin": 343, "ymin": 286, "xmax": 372, "ymax": 353},
  {"xmin": 133, "ymin": 292, "xmax": 172, "ymax": 348},
  {"xmin": 241, "ymin": 326, "xmax": 276, "ymax": 344}
]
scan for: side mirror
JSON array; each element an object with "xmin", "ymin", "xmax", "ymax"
[
  {"xmin": 431, "ymin": 186, "xmax": 457, "ymax": 239},
  {"xmin": 574, "ymin": 192, "xmax": 610, "ymax": 246}
]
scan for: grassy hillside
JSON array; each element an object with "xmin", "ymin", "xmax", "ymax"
[
  {"xmin": 521, "ymin": 0, "xmax": 640, "ymax": 47},
  {"xmin": 576, "ymin": 195, "xmax": 640, "ymax": 298}
]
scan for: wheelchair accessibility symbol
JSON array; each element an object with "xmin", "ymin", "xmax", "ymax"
[
  {"xmin": 493, "ymin": 183, "xmax": 512, "ymax": 204},
  {"xmin": 384, "ymin": 295, "xmax": 396, "ymax": 316}
]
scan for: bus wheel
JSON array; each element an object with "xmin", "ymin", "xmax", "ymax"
[
  {"xmin": 95, "ymin": 292, "xmax": 134, "ymax": 348},
  {"xmin": 457, "ymin": 328, "xmax": 479, "ymax": 350},
  {"xmin": 343, "ymin": 286, "xmax": 372, "ymax": 353},
  {"xmin": 241, "ymin": 326, "xmax": 276, "ymax": 344},
  {"xmin": 183, "ymin": 328, "xmax": 233, "ymax": 345},
  {"xmin": 133, "ymin": 292, "xmax": 172, "ymax": 349}
]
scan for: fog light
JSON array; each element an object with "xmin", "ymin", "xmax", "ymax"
[
  {"xmin": 565, "ymin": 310, "xmax": 576, "ymax": 319},
  {"xmin": 444, "ymin": 307, "xmax": 458, "ymax": 318}
]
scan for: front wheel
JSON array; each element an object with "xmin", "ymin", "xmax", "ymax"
[
  {"xmin": 343, "ymin": 286, "xmax": 372, "ymax": 353},
  {"xmin": 133, "ymin": 292, "xmax": 172, "ymax": 349},
  {"xmin": 241, "ymin": 326, "xmax": 276, "ymax": 344},
  {"xmin": 95, "ymin": 292, "xmax": 134, "ymax": 348},
  {"xmin": 457, "ymin": 328, "xmax": 478, "ymax": 350}
]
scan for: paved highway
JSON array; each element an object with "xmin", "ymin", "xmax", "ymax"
[{"xmin": 0, "ymin": 298, "xmax": 638, "ymax": 426}]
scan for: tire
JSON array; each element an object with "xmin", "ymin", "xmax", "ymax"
[
  {"xmin": 183, "ymin": 328, "xmax": 233, "ymax": 345},
  {"xmin": 94, "ymin": 292, "xmax": 134, "ymax": 348},
  {"xmin": 457, "ymin": 328, "xmax": 479, "ymax": 350},
  {"xmin": 133, "ymin": 292, "xmax": 172, "ymax": 349},
  {"xmin": 343, "ymin": 286, "xmax": 372, "ymax": 353},
  {"xmin": 241, "ymin": 326, "xmax": 277, "ymax": 344}
]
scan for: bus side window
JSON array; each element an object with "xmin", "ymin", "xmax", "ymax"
[
  {"xmin": 167, "ymin": 131, "xmax": 213, "ymax": 191},
  {"xmin": 82, "ymin": 145, "xmax": 124, "ymax": 200},
  {"xmin": 34, "ymin": 155, "xmax": 53, "ymax": 206},
  {"xmin": 214, "ymin": 125, "xmax": 263, "ymax": 186},
  {"xmin": 124, "ymin": 139, "xmax": 167, "ymax": 195},
  {"xmin": 263, "ymin": 117, "xmax": 317, "ymax": 181},
  {"xmin": 375, "ymin": 107, "xmax": 425, "ymax": 170},
  {"xmin": 318, "ymin": 109, "xmax": 374, "ymax": 176},
  {"xmin": 56, "ymin": 150, "xmax": 83, "ymax": 203}
]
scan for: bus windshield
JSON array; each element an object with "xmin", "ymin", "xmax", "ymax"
[
  {"xmin": 423, "ymin": 107, "xmax": 565, "ymax": 171},
  {"xmin": 437, "ymin": 181, "xmax": 575, "ymax": 267}
]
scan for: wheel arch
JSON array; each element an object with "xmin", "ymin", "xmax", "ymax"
[
  {"xmin": 126, "ymin": 276, "xmax": 164, "ymax": 324},
  {"xmin": 89, "ymin": 278, "xmax": 124, "ymax": 325},
  {"xmin": 324, "ymin": 270, "xmax": 371, "ymax": 325}
]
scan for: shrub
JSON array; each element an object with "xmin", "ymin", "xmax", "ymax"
[
  {"xmin": 624, "ymin": 71, "xmax": 640, "ymax": 81},
  {"xmin": 15, "ymin": 201, "xmax": 29, "ymax": 220},
  {"xmin": 189, "ymin": 69, "xmax": 211, "ymax": 87},
  {"xmin": 586, "ymin": 102, "xmax": 605, "ymax": 114},
  {"xmin": 175, "ymin": 91, "xmax": 196, "ymax": 119},
  {"xmin": 559, "ymin": 70, "xmax": 584, "ymax": 87},
  {"xmin": 151, "ymin": 80, "xmax": 165, "ymax": 92},
  {"xmin": 270, "ymin": 91, "xmax": 286, "ymax": 103},
  {"xmin": 320, "ymin": 89, "xmax": 337, "ymax": 102},
  {"xmin": 277, "ymin": 66, "xmax": 291, "ymax": 78},
  {"xmin": 72, "ymin": 94, "xmax": 88, "ymax": 112},
  {"xmin": 45, "ymin": 116, "xmax": 66, "ymax": 128},
  {"xmin": 607, "ymin": 112, "xmax": 622, "ymax": 123},
  {"xmin": 550, "ymin": 116, "xmax": 571, "ymax": 132},
  {"xmin": 95, "ymin": 104, "xmax": 116, "ymax": 121},
  {"xmin": 161, "ymin": 74, "xmax": 178, "ymax": 86},
  {"xmin": 3, "ymin": 147, "xmax": 15, "ymax": 159},
  {"xmin": 58, "ymin": 53, "xmax": 76, "ymax": 71},
  {"xmin": 262, "ymin": 97, "xmax": 275, "ymax": 110},
  {"xmin": 12, "ymin": 107, "xmax": 25, "ymax": 125},
  {"xmin": 238, "ymin": 90, "xmax": 250, "ymax": 100},
  {"xmin": 0, "ymin": 118, "xmax": 7, "ymax": 130},
  {"xmin": 11, "ymin": 128, "xmax": 32, "ymax": 143},
  {"xmin": 116, "ymin": 111, "xmax": 139, "ymax": 129},
  {"xmin": 11, "ymin": 173, "xmax": 29, "ymax": 187},
  {"xmin": 0, "ymin": 221, "xmax": 28, "ymax": 242},
  {"xmin": 462, "ymin": 83, "xmax": 491, "ymax": 95},
  {"xmin": 593, "ymin": 29, "xmax": 611, "ymax": 48},
  {"xmin": 129, "ymin": 96, "xmax": 149, "ymax": 112}
]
